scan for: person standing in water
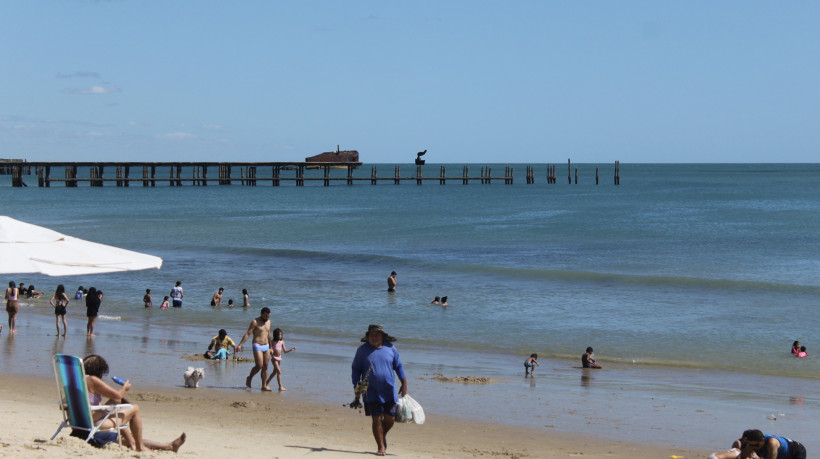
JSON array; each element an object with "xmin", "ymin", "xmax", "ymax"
[
  {"xmin": 50, "ymin": 284, "xmax": 70, "ymax": 336},
  {"xmin": 86, "ymin": 287, "xmax": 101, "ymax": 337},
  {"xmin": 387, "ymin": 272, "xmax": 397, "ymax": 292},
  {"xmin": 5, "ymin": 281, "xmax": 19, "ymax": 334}
]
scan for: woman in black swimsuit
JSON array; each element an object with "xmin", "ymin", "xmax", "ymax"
[
  {"xmin": 50, "ymin": 284, "xmax": 69, "ymax": 336},
  {"xmin": 86, "ymin": 286, "xmax": 100, "ymax": 337}
]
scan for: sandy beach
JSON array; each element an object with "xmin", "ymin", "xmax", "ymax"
[{"xmin": 0, "ymin": 372, "xmax": 710, "ymax": 458}]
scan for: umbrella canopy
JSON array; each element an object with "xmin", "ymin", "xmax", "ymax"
[{"xmin": 0, "ymin": 216, "xmax": 162, "ymax": 276}]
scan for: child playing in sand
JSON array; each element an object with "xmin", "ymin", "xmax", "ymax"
[
  {"xmin": 266, "ymin": 328, "xmax": 296, "ymax": 391},
  {"xmin": 524, "ymin": 353, "xmax": 539, "ymax": 376},
  {"xmin": 159, "ymin": 296, "xmax": 170, "ymax": 309}
]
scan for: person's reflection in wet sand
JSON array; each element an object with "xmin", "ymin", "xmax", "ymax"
[{"xmin": 581, "ymin": 368, "xmax": 593, "ymax": 388}]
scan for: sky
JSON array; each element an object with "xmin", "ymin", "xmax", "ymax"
[{"xmin": 1, "ymin": 1, "xmax": 819, "ymax": 163}]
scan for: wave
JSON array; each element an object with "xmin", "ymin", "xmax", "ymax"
[
  {"xmin": 98, "ymin": 314, "xmax": 122, "ymax": 321},
  {"xmin": 171, "ymin": 245, "xmax": 820, "ymax": 294}
]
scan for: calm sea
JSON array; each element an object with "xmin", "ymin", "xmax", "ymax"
[
  {"xmin": 2, "ymin": 163, "xmax": 819, "ymax": 378},
  {"xmin": 4, "ymin": 162, "xmax": 820, "ymax": 451}
]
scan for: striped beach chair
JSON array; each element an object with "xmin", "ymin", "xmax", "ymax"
[{"xmin": 51, "ymin": 354, "xmax": 132, "ymax": 447}]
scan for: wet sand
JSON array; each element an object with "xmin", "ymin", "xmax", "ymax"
[
  {"xmin": 0, "ymin": 373, "xmax": 705, "ymax": 458},
  {"xmin": 1, "ymin": 305, "xmax": 817, "ymax": 456}
]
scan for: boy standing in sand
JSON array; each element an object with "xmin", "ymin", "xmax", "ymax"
[{"xmin": 236, "ymin": 307, "xmax": 273, "ymax": 391}]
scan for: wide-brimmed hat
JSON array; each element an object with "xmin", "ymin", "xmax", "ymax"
[{"xmin": 361, "ymin": 324, "xmax": 396, "ymax": 342}]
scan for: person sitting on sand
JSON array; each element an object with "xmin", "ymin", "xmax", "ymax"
[
  {"xmin": 582, "ymin": 347, "xmax": 602, "ymax": 369},
  {"xmin": 524, "ymin": 353, "xmax": 539, "ymax": 376},
  {"xmin": 205, "ymin": 329, "xmax": 236, "ymax": 360},
  {"xmin": 83, "ymin": 354, "xmax": 186, "ymax": 452},
  {"xmin": 431, "ymin": 296, "xmax": 440, "ymax": 305},
  {"xmin": 791, "ymin": 340, "xmax": 800, "ymax": 355},
  {"xmin": 796, "ymin": 346, "xmax": 807, "ymax": 358}
]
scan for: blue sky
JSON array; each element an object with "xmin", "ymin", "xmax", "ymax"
[{"xmin": 2, "ymin": 1, "xmax": 818, "ymax": 163}]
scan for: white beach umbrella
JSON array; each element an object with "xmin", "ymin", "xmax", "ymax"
[{"xmin": 0, "ymin": 216, "xmax": 162, "ymax": 276}]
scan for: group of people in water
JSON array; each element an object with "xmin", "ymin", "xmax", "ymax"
[
  {"xmin": 3, "ymin": 282, "xmax": 103, "ymax": 337},
  {"xmin": 791, "ymin": 340, "xmax": 808, "ymax": 358}
]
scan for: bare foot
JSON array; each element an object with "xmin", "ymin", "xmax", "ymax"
[
  {"xmin": 171, "ymin": 433, "xmax": 186, "ymax": 452},
  {"xmin": 261, "ymin": 386, "xmax": 273, "ymax": 392},
  {"xmin": 279, "ymin": 387, "xmax": 287, "ymax": 391},
  {"xmin": 376, "ymin": 450, "xmax": 386, "ymax": 456},
  {"xmin": 245, "ymin": 376, "xmax": 252, "ymax": 389}
]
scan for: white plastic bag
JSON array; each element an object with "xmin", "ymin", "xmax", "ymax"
[
  {"xmin": 394, "ymin": 396, "xmax": 413, "ymax": 423},
  {"xmin": 402, "ymin": 394, "xmax": 425, "ymax": 425}
]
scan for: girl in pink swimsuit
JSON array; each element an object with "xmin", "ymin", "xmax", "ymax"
[{"xmin": 265, "ymin": 328, "xmax": 296, "ymax": 391}]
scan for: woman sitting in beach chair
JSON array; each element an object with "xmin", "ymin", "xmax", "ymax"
[{"xmin": 83, "ymin": 354, "xmax": 186, "ymax": 452}]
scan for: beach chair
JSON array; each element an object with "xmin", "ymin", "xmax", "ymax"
[{"xmin": 51, "ymin": 354, "xmax": 132, "ymax": 447}]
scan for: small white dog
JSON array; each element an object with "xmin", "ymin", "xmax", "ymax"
[{"xmin": 183, "ymin": 367, "xmax": 205, "ymax": 388}]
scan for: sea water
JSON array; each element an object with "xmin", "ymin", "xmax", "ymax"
[{"xmin": 1, "ymin": 163, "xmax": 819, "ymax": 450}]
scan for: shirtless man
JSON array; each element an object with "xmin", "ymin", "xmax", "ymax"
[
  {"xmin": 210, "ymin": 287, "xmax": 224, "ymax": 307},
  {"xmin": 236, "ymin": 307, "xmax": 273, "ymax": 391},
  {"xmin": 387, "ymin": 271, "xmax": 397, "ymax": 292}
]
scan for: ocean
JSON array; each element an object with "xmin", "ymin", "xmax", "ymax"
[{"xmin": 2, "ymin": 163, "xmax": 819, "ymax": 451}]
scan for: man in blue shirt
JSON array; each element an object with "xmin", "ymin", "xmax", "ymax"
[{"xmin": 351, "ymin": 324, "xmax": 407, "ymax": 457}]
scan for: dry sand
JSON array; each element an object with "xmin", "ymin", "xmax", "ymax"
[{"xmin": 0, "ymin": 373, "xmax": 708, "ymax": 458}]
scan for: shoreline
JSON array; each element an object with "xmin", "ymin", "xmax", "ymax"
[
  {"xmin": 0, "ymin": 373, "xmax": 707, "ymax": 458},
  {"xmin": 2, "ymin": 305, "xmax": 819, "ymax": 454}
]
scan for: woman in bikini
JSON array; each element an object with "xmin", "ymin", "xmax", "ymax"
[{"xmin": 50, "ymin": 284, "xmax": 70, "ymax": 336}]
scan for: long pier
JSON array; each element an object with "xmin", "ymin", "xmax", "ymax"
[{"xmin": 2, "ymin": 160, "xmax": 621, "ymax": 187}]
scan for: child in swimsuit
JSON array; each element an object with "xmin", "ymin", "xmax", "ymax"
[
  {"xmin": 265, "ymin": 328, "xmax": 296, "ymax": 391},
  {"xmin": 797, "ymin": 346, "xmax": 808, "ymax": 358},
  {"xmin": 792, "ymin": 341, "xmax": 801, "ymax": 355},
  {"xmin": 143, "ymin": 289, "xmax": 152, "ymax": 308},
  {"xmin": 524, "ymin": 353, "xmax": 539, "ymax": 376},
  {"xmin": 159, "ymin": 296, "xmax": 170, "ymax": 309}
]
